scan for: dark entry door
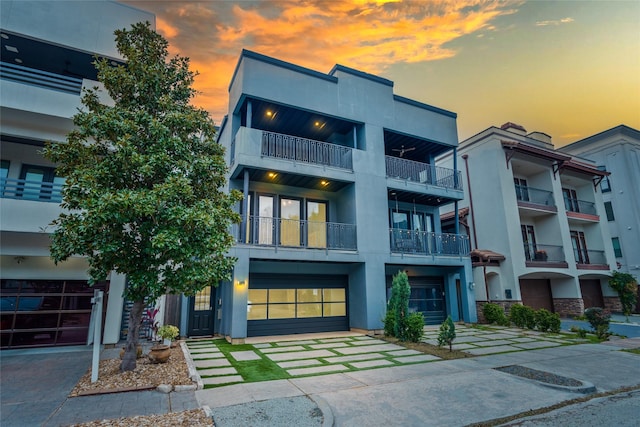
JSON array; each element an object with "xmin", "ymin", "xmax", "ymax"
[
  {"xmin": 580, "ymin": 279, "xmax": 604, "ymax": 309},
  {"xmin": 188, "ymin": 286, "xmax": 215, "ymax": 336},
  {"xmin": 520, "ymin": 279, "xmax": 553, "ymax": 311}
]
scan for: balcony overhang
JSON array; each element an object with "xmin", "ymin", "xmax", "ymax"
[
  {"xmin": 388, "ymin": 188, "xmax": 463, "ymax": 207},
  {"xmin": 231, "ymin": 166, "xmax": 350, "ymax": 192}
]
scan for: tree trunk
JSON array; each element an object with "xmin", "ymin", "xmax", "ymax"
[{"xmin": 120, "ymin": 299, "xmax": 144, "ymax": 372}]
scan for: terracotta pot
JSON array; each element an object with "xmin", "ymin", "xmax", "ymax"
[{"xmin": 148, "ymin": 344, "xmax": 171, "ymax": 363}]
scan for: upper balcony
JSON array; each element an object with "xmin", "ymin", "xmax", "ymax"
[
  {"xmin": 515, "ymin": 184, "xmax": 557, "ymax": 216},
  {"xmin": 385, "ymin": 156, "xmax": 462, "ymax": 191},
  {"xmin": 0, "ymin": 177, "xmax": 64, "ymax": 233},
  {"xmin": 523, "ymin": 243, "xmax": 568, "ymax": 268},
  {"xmin": 574, "ymin": 249, "xmax": 609, "ymax": 270},
  {"xmin": 389, "ymin": 229, "xmax": 470, "ymax": 257},
  {"xmin": 563, "ymin": 197, "xmax": 599, "ymax": 223}
]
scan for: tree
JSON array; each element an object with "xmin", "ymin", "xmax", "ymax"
[
  {"xmin": 609, "ymin": 271, "xmax": 638, "ymax": 321},
  {"xmin": 437, "ymin": 316, "xmax": 456, "ymax": 351},
  {"xmin": 44, "ymin": 22, "xmax": 241, "ymax": 371},
  {"xmin": 387, "ymin": 271, "xmax": 411, "ymax": 340}
]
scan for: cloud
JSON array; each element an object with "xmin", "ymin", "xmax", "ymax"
[
  {"xmin": 123, "ymin": 1, "xmax": 522, "ymax": 119},
  {"xmin": 536, "ymin": 17, "xmax": 574, "ymax": 27}
]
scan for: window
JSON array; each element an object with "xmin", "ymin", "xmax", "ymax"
[
  {"xmin": 598, "ymin": 166, "xmax": 611, "ymax": 192},
  {"xmin": 247, "ymin": 287, "xmax": 346, "ymax": 320},
  {"xmin": 514, "ymin": 178, "xmax": 529, "ymax": 201},
  {"xmin": 18, "ymin": 164, "xmax": 64, "ymax": 201},
  {"xmin": 562, "ymin": 188, "xmax": 579, "ymax": 213},
  {"xmin": 570, "ymin": 230, "xmax": 589, "ymax": 264},
  {"xmin": 604, "ymin": 201, "xmax": 615, "ymax": 221},
  {"xmin": 612, "ymin": 238, "xmax": 623, "ymax": 258},
  {"xmin": 521, "ymin": 224, "xmax": 537, "ymax": 261},
  {"xmin": 0, "ymin": 160, "xmax": 9, "ymax": 196}
]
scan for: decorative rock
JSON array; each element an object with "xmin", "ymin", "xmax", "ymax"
[{"xmin": 157, "ymin": 384, "xmax": 173, "ymax": 393}]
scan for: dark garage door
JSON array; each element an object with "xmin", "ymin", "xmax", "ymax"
[
  {"xmin": 580, "ymin": 279, "xmax": 604, "ymax": 309},
  {"xmin": 247, "ymin": 274, "xmax": 348, "ymax": 337},
  {"xmin": 519, "ymin": 279, "xmax": 553, "ymax": 311}
]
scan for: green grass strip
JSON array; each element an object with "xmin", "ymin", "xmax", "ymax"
[{"xmin": 214, "ymin": 340, "xmax": 291, "ymax": 384}]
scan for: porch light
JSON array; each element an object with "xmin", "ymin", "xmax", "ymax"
[
  {"xmin": 321, "ymin": 180, "xmax": 329, "ymax": 186},
  {"xmin": 268, "ymin": 172, "xmax": 277, "ymax": 179},
  {"xmin": 236, "ymin": 280, "xmax": 246, "ymax": 288},
  {"xmin": 266, "ymin": 110, "xmax": 277, "ymax": 119}
]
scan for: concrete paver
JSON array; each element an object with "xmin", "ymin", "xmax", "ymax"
[
  {"xmin": 194, "ymin": 358, "xmax": 232, "ymax": 368},
  {"xmin": 350, "ymin": 359, "xmax": 395, "ymax": 369},
  {"xmin": 287, "ymin": 364, "xmax": 350, "ymax": 376},
  {"xmin": 266, "ymin": 349, "xmax": 335, "ymax": 361},
  {"xmin": 230, "ymin": 350, "xmax": 261, "ymax": 361},
  {"xmin": 201, "ymin": 375, "xmax": 244, "ymax": 386}
]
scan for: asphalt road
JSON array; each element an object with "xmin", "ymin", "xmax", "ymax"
[{"xmin": 561, "ymin": 319, "xmax": 640, "ymax": 338}]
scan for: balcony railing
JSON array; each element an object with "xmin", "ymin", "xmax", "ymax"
[
  {"xmin": 564, "ymin": 198, "xmax": 597, "ymax": 215},
  {"xmin": 261, "ymin": 131, "xmax": 353, "ymax": 171},
  {"xmin": 515, "ymin": 185, "xmax": 554, "ymax": 206},
  {"xmin": 233, "ymin": 216, "xmax": 357, "ymax": 250},
  {"xmin": 574, "ymin": 249, "xmax": 607, "ymax": 265},
  {"xmin": 389, "ymin": 229, "xmax": 470, "ymax": 256},
  {"xmin": 385, "ymin": 156, "xmax": 463, "ymax": 191},
  {"xmin": 0, "ymin": 62, "xmax": 83, "ymax": 95},
  {"xmin": 523, "ymin": 243, "xmax": 565, "ymax": 263},
  {"xmin": 0, "ymin": 177, "xmax": 63, "ymax": 203}
]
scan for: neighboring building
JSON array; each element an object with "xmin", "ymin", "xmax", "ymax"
[
  {"xmin": 204, "ymin": 50, "xmax": 474, "ymax": 342},
  {"xmin": 0, "ymin": 0, "xmax": 154, "ymax": 349},
  {"xmin": 559, "ymin": 125, "xmax": 640, "ymax": 279},
  {"xmin": 439, "ymin": 122, "xmax": 618, "ymax": 319}
]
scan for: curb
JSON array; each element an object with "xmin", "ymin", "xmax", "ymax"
[
  {"xmin": 310, "ymin": 395, "xmax": 335, "ymax": 427},
  {"xmin": 181, "ymin": 341, "xmax": 204, "ymax": 390}
]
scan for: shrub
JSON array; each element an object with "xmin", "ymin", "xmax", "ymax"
[
  {"xmin": 383, "ymin": 310, "xmax": 396, "ymax": 337},
  {"xmin": 570, "ymin": 325, "xmax": 588, "ymax": 338},
  {"xmin": 405, "ymin": 312, "xmax": 425, "ymax": 342},
  {"xmin": 157, "ymin": 324, "xmax": 179, "ymax": 340},
  {"xmin": 510, "ymin": 304, "xmax": 535, "ymax": 329},
  {"xmin": 483, "ymin": 303, "xmax": 509, "ymax": 326},
  {"xmin": 437, "ymin": 315, "xmax": 456, "ymax": 351},
  {"xmin": 584, "ymin": 307, "xmax": 611, "ymax": 340},
  {"xmin": 385, "ymin": 271, "xmax": 411, "ymax": 340},
  {"xmin": 534, "ymin": 308, "xmax": 561, "ymax": 333}
]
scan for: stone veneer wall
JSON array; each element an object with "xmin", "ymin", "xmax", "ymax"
[
  {"xmin": 475, "ymin": 300, "xmax": 523, "ymax": 324},
  {"xmin": 603, "ymin": 296, "xmax": 622, "ymax": 312},
  {"xmin": 553, "ymin": 298, "xmax": 584, "ymax": 318}
]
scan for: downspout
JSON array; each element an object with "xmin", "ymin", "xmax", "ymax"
[
  {"xmin": 453, "ymin": 147, "xmax": 459, "ymax": 236},
  {"xmin": 462, "ymin": 154, "xmax": 489, "ymax": 302}
]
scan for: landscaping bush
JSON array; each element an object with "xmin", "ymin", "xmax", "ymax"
[
  {"xmin": 534, "ymin": 308, "xmax": 561, "ymax": 333},
  {"xmin": 584, "ymin": 307, "xmax": 611, "ymax": 340},
  {"xmin": 483, "ymin": 303, "xmax": 509, "ymax": 326},
  {"xmin": 609, "ymin": 271, "xmax": 638, "ymax": 321},
  {"xmin": 437, "ymin": 315, "xmax": 456, "ymax": 351},
  {"xmin": 383, "ymin": 310, "xmax": 396, "ymax": 337},
  {"xmin": 405, "ymin": 312, "xmax": 425, "ymax": 342},
  {"xmin": 509, "ymin": 304, "xmax": 535, "ymax": 329},
  {"xmin": 570, "ymin": 325, "xmax": 588, "ymax": 338},
  {"xmin": 384, "ymin": 271, "xmax": 412, "ymax": 340}
]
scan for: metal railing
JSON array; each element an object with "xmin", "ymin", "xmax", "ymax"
[
  {"xmin": 523, "ymin": 243, "xmax": 565, "ymax": 263},
  {"xmin": 515, "ymin": 185, "xmax": 555, "ymax": 206},
  {"xmin": 233, "ymin": 216, "xmax": 357, "ymax": 250},
  {"xmin": 0, "ymin": 62, "xmax": 83, "ymax": 95},
  {"xmin": 261, "ymin": 131, "xmax": 353, "ymax": 170},
  {"xmin": 0, "ymin": 177, "xmax": 63, "ymax": 202},
  {"xmin": 389, "ymin": 229, "xmax": 470, "ymax": 256},
  {"xmin": 385, "ymin": 156, "xmax": 463, "ymax": 191},
  {"xmin": 564, "ymin": 198, "xmax": 597, "ymax": 215},
  {"xmin": 229, "ymin": 137, "xmax": 236, "ymax": 166},
  {"xmin": 574, "ymin": 249, "xmax": 607, "ymax": 265}
]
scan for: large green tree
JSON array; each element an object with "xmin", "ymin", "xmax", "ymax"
[{"xmin": 44, "ymin": 22, "xmax": 241, "ymax": 371}]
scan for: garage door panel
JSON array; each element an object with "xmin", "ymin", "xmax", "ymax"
[
  {"xmin": 580, "ymin": 279, "xmax": 604, "ymax": 309},
  {"xmin": 519, "ymin": 279, "xmax": 553, "ymax": 311}
]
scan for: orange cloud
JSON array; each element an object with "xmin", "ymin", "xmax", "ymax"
[{"xmin": 123, "ymin": 0, "xmax": 522, "ymax": 120}]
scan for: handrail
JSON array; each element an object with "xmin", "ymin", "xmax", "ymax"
[
  {"xmin": 385, "ymin": 156, "xmax": 462, "ymax": 191},
  {"xmin": 0, "ymin": 177, "xmax": 63, "ymax": 202},
  {"xmin": 389, "ymin": 229, "xmax": 470, "ymax": 256},
  {"xmin": 574, "ymin": 249, "xmax": 606, "ymax": 265},
  {"xmin": 0, "ymin": 62, "xmax": 83, "ymax": 95},
  {"xmin": 515, "ymin": 184, "xmax": 554, "ymax": 206},
  {"xmin": 564, "ymin": 198, "xmax": 597, "ymax": 215},
  {"xmin": 523, "ymin": 243, "xmax": 565, "ymax": 262},
  {"xmin": 261, "ymin": 131, "xmax": 353, "ymax": 170}
]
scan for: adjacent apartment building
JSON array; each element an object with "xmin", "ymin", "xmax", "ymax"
[
  {"xmin": 0, "ymin": 0, "xmax": 154, "ymax": 349},
  {"xmin": 206, "ymin": 50, "xmax": 475, "ymax": 342},
  {"xmin": 439, "ymin": 123, "xmax": 618, "ymax": 318},
  {"xmin": 559, "ymin": 125, "xmax": 640, "ymax": 279}
]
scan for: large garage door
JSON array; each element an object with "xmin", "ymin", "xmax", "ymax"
[
  {"xmin": 519, "ymin": 279, "xmax": 553, "ymax": 311},
  {"xmin": 580, "ymin": 279, "xmax": 604, "ymax": 309},
  {"xmin": 247, "ymin": 274, "xmax": 348, "ymax": 337}
]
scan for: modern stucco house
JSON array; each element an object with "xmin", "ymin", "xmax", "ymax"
[
  {"xmin": 0, "ymin": 0, "xmax": 155, "ymax": 349},
  {"xmin": 559, "ymin": 125, "xmax": 640, "ymax": 280},
  {"xmin": 439, "ymin": 122, "xmax": 618, "ymax": 319},
  {"xmin": 203, "ymin": 50, "xmax": 475, "ymax": 342}
]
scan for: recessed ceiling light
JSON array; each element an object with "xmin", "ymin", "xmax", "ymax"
[
  {"xmin": 321, "ymin": 180, "xmax": 329, "ymax": 186},
  {"xmin": 14, "ymin": 58, "xmax": 22, "ymax": 64},
  {"xmin": 267, "ymin": 172, "xmax": 277, "ymax": 178},
  {"xmin": 5, "ymin": 45, "xmax": 18, "ymax": 53},
  {"xmin": 0, "ymin": 33, "xmax": 9, "ymax": 40}
]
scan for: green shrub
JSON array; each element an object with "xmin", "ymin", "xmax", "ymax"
[
  {"xmin": 405, "ymin": 312, "xmax": 425, "ymax": 342},
  {"xmin": 585, "ymin": 307, "xmax": 611, "ymax": 340},
  {"xmin": 383, "ymin": 310, "xmax": 396, "ymax": 337},
  {"xmin": 437, "ymin": 315, "xmax": 456, "ymax": 351},
  {"xmin": 483, "ymin": 303, "xmax": 509, "ymax": 326},
  {"xmin": 534, "ymin": 308, "xmax": 561, "ymax": 333},
  {"xmin": 609, "ymin": 271, "xmax": 638, "ymax": 320},
  {"xmin": 510, "ymin": 304, "xmax": 535, "ymax": 329},
  {"xmin": 570, "ymin": 325, "xmax": 588, "ymax": 338},
  {"xmin": 385, "ymin": 271, "xmax": 412, "ymax": 340}
]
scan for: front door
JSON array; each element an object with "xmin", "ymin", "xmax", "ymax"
[{"xmin": 188, "ymin": 286, "xmax": 215, "ymax": 336}]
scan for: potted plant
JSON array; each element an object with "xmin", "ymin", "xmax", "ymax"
[
  {"xmin": 534, "ymin": 250, "xmax": 548, "ymax": 261},
  {"xmin": 157, "ymin": 324, "xmax": 179, "ymax": 346}
]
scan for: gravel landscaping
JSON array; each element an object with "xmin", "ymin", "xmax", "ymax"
[{"xmin": 495, "ymin": 365, "xmax": 583, "ymax": 387}]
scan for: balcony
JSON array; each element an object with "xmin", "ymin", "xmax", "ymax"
[
  {"xmin": 385, "ymin": 156, "xmax": 462, "ymax": 191},
  {"xmin": 389, "ymin": 229, "xmax": 470, "ymax": 256},
  {"xmin": 261, "ymin": 131, "xmax": 353, "ymax": 171},
  {"xmin": 575, "ymin": 249, "xmax": 608, "ymax": 270},
  {"xmin": 523, "ymin": 243, "xmax": 568, "ymax": 268},
  {"xmin": 1, "ymin": 177, "xmax": 63, "ymax": 203},
  {"xmin": 515, "ymin": 185, "xmax": 556, "ymax": 215},
  {"xmin": 564, "ymin": 198, "xmax": 599, "ymax": 222},
  {"xmin": 233, "ymin": 216, "xmax": 357, "ymax": 251}
]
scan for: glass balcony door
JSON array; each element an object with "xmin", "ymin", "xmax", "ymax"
[
  {"xmin": 258, "ymin": 195, "xmax": 274, "ymax": 245},
  {"xmin": 280, "ymin": 197, "xmax": 301, "ymax": 246},
  {"xmin": 307, "ymin": 200, "xmax": 327, "ymax": 248}
]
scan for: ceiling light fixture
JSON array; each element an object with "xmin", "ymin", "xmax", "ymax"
[
  {"xmin": 0, "ymin": 33, "xmax": 9, "ymax": 40},
  {"xmin": 321, "ymin": 180, "xmax": 329, "ymax": 186},
  {"xmin": 5, "ymin": 45, "xmax": 18, "ymax": 53},
  {"xmin": 267, "ymin": 172, "xmax": 277, "ymax": 179}
]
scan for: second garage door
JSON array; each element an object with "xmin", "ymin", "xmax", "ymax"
[{"xmin": 519, "ymin": 279, "xmax": 553, "ymax": 311}]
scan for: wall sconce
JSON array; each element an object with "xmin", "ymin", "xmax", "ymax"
[
  {"xmin": 468, "ymin": 282, "xmax": 475, "ymax": 290},
  {"xmin": 14, "ymin": 256, "xmax": 26, "ymax": 264},
  {"xmin": 236, "ymin": 280, "xmax": 246, "ymax": 288}
]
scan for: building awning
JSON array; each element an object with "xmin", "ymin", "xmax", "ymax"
[{"xmin": 470, "ymin": 249, "xmax": 505, "ymax": 266}]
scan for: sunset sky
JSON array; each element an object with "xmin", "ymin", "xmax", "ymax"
[{"xmin": 123, "ymin": 0, "xmax": 640, "ymax": 146}]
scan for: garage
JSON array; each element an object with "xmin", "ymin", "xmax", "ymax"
[
  {"xmin": 247, "ymin": 274, "xmax": 348, "ymax": 337},
  {"xmin": 386, "ymin": 276, "xmax": 445, "ymax": 325},
  {"xmin": 519, "ymin": 279, "xmax": 553, "ymax": 312},
  {"xmin": 580, "ymin": 279, "xmax": 604, "ymax": 309}
]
